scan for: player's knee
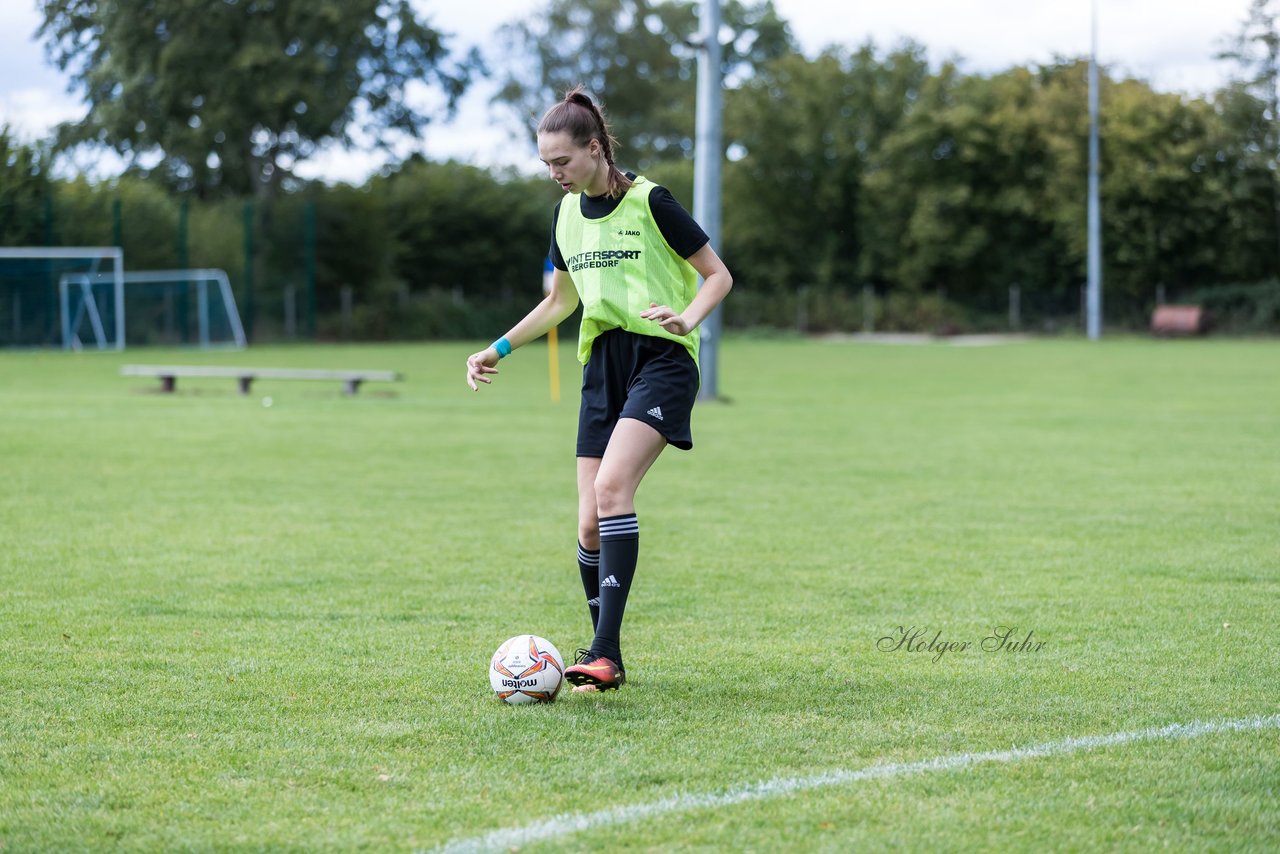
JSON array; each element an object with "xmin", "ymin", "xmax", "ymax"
[
  {"xmin": 593, "ymin": 472, "xmax": 633, "ymax": 517},
  {"xmin": 578, "ymin": 520, "xmax": 600, "ymax": 550}
]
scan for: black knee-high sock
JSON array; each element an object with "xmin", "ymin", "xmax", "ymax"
[
  {"xmin": 593, "ymin": 513, "xmax": 639, "ymax": 664},
  {"xmin": 577, "ymin": 541, "xmax": 600, "ymax": 631}
]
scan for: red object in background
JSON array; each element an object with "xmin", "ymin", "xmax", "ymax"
[{"xmin": 1151, "ymin": 304, "xmax": 1208, "ymax": 336}]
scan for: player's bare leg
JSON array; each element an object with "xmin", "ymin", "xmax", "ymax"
[
  {"xmin": 594, "ymin": 417, "xmax": 666, "ymax": 517},
  {"xmin": 573, "ymin": 456, "xmax": 604, "ymax": 693},
  {"xmin": 566, "ymin": 418, "xmax": 667, "ymax": 692}
]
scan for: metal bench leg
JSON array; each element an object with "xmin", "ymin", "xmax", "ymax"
[
  {"xmin": 239, "ymin": 376, "xmax": 253, "ymax": 395},
  {"xmin": 345, "ymin": 379, "xmax": 362, "ymax": 396},
  {"xmin": 161, "ymin": 375, "xmax": 176, "ymax": 393}
]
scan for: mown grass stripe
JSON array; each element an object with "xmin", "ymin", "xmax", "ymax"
[{"xmin": 431, "ymin": 714, "xmax": 1280, "ymax": 854}]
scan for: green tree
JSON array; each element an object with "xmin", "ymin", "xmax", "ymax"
[
  {"xmin": 1097, "ymin": 78, "xmax": 1243, "ymax": 312},
  {"xmin": 0, "ymin": 129, "xmax": 53, "ymax": 245},
  {"xmin": 861, "ymin": 59, "xmax": 1250, "ymax": 322},
  {"xmin": 1203, "ymin": 82, "xmax": 1280, "ymax": 281},
  {"xmin": 53, "ymin": 175, "xmax": 182, "ymax": 271},
  {"xmin": 861, "ymin": 63, "xmax": 1074, "ymax": 309},
  {"xmin": 724, "ymin": 43, "xmax": 934, "ymax": 292},
  {"xmin": 1218, "ymin": 0, "xmax": 1280, "ymax": 267},
  {"xmin": 376, "ymin": 158, "xmax": 555, "ymax": 302},
  {"xmin": 38, "ymin": 0, "xmax": 479, "ymax": 198},
  {"xmin": 1019, "ymin": 62, "xmax": 1260, "ymax": 315},
  {"xmin": 725, "ymin": 48, "xmax": 1254, "ymax": 328},
  {"xmin": 493, "ymin": 0, "xmax": 794, "ymax": 168}
]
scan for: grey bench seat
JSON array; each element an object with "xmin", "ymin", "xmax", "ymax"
[{"xmin": 121, "ymin": 364, "xmax": 403, "ymax": 395}]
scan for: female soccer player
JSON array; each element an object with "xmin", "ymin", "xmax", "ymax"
[{"xmin": 465, "ymin": 87, "xmax": 732, "ymax": 692}]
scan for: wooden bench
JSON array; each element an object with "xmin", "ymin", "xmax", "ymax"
[{"xmin": 121, "ymin": 364, "xmax": 403, "ymax": 396}]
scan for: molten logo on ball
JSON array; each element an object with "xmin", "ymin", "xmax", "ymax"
[{"xmin": 489, "ymin": 634, "xmax": 564, "ymax": 704}]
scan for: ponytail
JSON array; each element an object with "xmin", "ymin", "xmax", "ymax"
[{"xmin": 537, "ymin": 85, "xmax": 633, "ymax": 198}]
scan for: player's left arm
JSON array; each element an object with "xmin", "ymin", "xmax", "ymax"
[
  {"xmin": 641, "ymin": 244, "xmax": 733, "ymax": 337},
  {"xmin": 466, "ymin": 267, "xmax": 580, "ymax": 391}
]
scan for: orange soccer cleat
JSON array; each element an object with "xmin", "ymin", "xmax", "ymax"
[{"xmin": 564, "ymin": 651, "xmax": 626, "ymax": 692}]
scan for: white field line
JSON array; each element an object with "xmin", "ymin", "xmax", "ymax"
[{"xmin": 429, "ymin": 714, "xmax": 1280, "ymax": 854}]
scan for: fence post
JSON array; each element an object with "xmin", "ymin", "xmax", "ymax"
[
  {"xmin": 862, "ymin": 284, "xmax": 875, "ymax": 333},
  {"xmin": 304, "ymin": 200, "xmax": 317, "ymax": 339},
  {"xmin": 163, "ymin": 288, "xmax": 175, "ymax": 341},
  {"xmin": 1009, "ymin": 284, "xmax": 1021, "ymax": 330},
  {"xmin": 178, "ymin": 197, "xmax": 190, "ymax": 269},
  {"xmin": 340, "ymin": 286, "xmax": 353, "ymax": 339},
  {"xmin": 796, "ymin": 286, "xmax": 809, "ymax": 333},
  {"xmin": 178, "ymin": 196, "xmax": 190, "ymax": 342},
  {"xmin": 243, "ymin": 201, "xmax": 255, "ymax": 342},
  {"xmin": 284, "ymin": 285, "xmax": 297, "ymax": 339},
  {"xmin": 1156, "ymin": 283, "xmax": 1166, "ymax": 306},
  {"xmin": 43, "ymin": 196, "xmax": 54, "ymax": 344}
]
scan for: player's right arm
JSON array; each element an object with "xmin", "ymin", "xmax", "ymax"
[{"xmin": 465, "ymin": 267, "xmax": 579, "ymax": 391}]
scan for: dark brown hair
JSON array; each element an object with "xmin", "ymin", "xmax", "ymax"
[{"xmin": 537, "ymin": 85, "xmax": 633, "ymax": 198}]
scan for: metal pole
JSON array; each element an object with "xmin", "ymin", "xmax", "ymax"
[
  {"xmin": 243, "ymin": 201, "xmax": 255, "ymax": 342},
  {"xmin": 1087, "ymin": 0, "xmax": 1103, "ymax": 340},
  {"xmin": 112, "ymin": 198, "xmax": 123, "ymax": 249},
  {"xmin": 44, "ymin": 197, "xmax": 54, "ymax": 345},
  {"xmin": 59, "ymin": 277, "xmax": 70, "ymax": 349},
  {"xmin": 304, "ymin": 200, "xmax": 317, "ymax": 338},
  {"xmin": 198, "ymin": 279, "xmax": 210, "ymax": 346},
  {"xmin": 284, "ymin": 285, "xmax": 297, "ymax": 339},
  {"xmin": 340, "ymin": 286, "xmax": 353, "ymax": 339},
  {"xmin": 693, "ymin": 0, "xmax": 723, "ymax": 400},
  {"xmin": 178, "ymin": 196, "xmax": 190, "ymax": 343},
  {"xmin": 111, "ymin": 248, "xmax": 125, "ymax": 350}
]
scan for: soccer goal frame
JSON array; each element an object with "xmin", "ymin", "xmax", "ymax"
[
  {"xmin": 0, "ymin": 246, "xmax": 125, "ymax": 350},
  {"xmin": 59, "ymin": 268, "xmax": 247, "ymax": 351}
]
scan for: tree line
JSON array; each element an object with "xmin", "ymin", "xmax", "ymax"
[{"xmin": 4, "ymin": 0, "xmax": 1280, "ymax": 338}]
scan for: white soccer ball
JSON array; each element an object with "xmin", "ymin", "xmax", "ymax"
[{"xmin": 489, "ymin": 634, "xmax": 564, "ymax": 704}]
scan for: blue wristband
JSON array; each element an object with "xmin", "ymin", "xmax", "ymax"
[{"xmin": 492, "ymin": 337, "xmax": 512, "ymax": 359}]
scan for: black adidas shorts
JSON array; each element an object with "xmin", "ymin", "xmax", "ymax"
[{"xmin": 577, "ymin": 328, "xmax": 700, "ymax": 457}]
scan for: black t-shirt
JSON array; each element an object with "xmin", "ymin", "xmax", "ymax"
[{"xmin": 548, "ymin": 175, "xmax": 709, "ymax": 272}]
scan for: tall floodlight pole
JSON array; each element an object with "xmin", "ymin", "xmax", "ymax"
[
  {"xmin": 693, "ymin": 0, "xmax": 723, "ymax": 399},
  {"xmin": 1086, "ymin": 0, "xmax": 1103, "ymax": 340}
]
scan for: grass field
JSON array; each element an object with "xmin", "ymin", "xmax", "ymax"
[{"xmin": 2, "ymin": 334, "xmax": 1278, "ymax": 851}]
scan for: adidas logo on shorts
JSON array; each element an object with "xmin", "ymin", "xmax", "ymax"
[{"xmin": 647, "ymin": 406, "xmax": 664, "ymax": 421}]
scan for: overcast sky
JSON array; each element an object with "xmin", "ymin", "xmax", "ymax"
[{"xmin": 0, "ymin": 0, "xmax": 1260, "ymax": 183}]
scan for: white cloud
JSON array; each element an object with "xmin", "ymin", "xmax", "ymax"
[
  {"xmin": 777, "ymin": 0, "xmax": 1250, "ymax": 94},
  {"xmin": 0, "ymin": 86, "xmax": 81, "ymax": 140}
]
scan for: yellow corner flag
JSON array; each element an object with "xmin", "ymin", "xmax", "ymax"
[
  {"xmin": 544, "ymin": 259, "xmax": 560, "ymax": 402},
  {"xmin": 548, "ymin": 325, "xmax": 560, "ymax": 402}
]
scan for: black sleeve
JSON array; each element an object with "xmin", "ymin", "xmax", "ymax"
[
  {"xmin": 549, "ymin": 200, "xmax": 567, "ymax": 271},
  {"xmin": 649, "ymin": 186, "xmax": 710, "ymax": 259}
]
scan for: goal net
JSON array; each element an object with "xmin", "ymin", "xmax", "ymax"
[
  {"xmin": 0, "ymin": 248, "xmax": 247, "ymax": 350},
  {"xmin": 0, "ymin": 247, "xmax": 124, "ymax": 349},
  {"xmin": 62, "ymin": 269, "xmax": 247, "ymax": 349}
]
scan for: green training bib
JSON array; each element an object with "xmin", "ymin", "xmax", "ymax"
[{"xmin": 556, "ymin": 176, "xmax": 700, "ymax": 366}]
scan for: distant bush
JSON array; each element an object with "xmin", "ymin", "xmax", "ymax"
[
  {"xmin": 317, "ymin": 287, "xmax": 580, "ymax": 342},
  {"xmin": 723, "ymin": 285, "xmax": 978, "ymax": 334},
  {"xmin": 1186, "ymin": 280, "xmax": 1280, "ymax": 334}
]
